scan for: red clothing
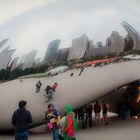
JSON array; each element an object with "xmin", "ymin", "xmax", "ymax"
[
  {"xmin": 52, "ymin": 84, "xmax": 58, "ymax": 89},
  {"xmin": 65, "ymin": 114, "xmax": 75, "ymax": 137},
  {"xmin": 94, "ymin": 104, "xmax": 101, "ymax": 113}
]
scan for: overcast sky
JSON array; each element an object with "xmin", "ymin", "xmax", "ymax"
[{"xmin": 0, "ymin": 0, "xmax": 140, "ymax": 59}]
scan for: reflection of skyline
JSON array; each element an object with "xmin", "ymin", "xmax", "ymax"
[
  {"xmin": 0, "ymin": 0, "xmax": 140, "ymax": 58},
  {"xmin": 0, "ymin": 21, "xmax": 140, "ymax": 71}
]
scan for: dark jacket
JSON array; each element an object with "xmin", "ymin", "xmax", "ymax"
[
  {"xmin": 12, "ymin": 108, "xmax": 33, "ymax": 131},
  {"xmin": 94, "ymin": 104, "xmax": 101, "ymax": 113},
  {"xmin": 102, "ymin": 104, "xmax": 107, "ymax": 114}
]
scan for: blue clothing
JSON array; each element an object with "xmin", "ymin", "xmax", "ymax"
[
  {"xmin": 52, "ymin": 128, "xmax": 59, "ymax": 140},
  {"xmin": 15, "ymin": 130, "xmax": 29, "ymax": 140}
]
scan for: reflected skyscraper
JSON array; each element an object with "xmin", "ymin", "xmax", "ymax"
[
  {"xmin": 96, "ymin": 41, "xmax": 104, "ymax": 48},
  {"xmin": 34, "ymin": 58, "xmax": 41, "ymax": 67},
  {"xmin": 43, "ymin": 39, "xmax": 60, "ymax": 64},
  {"xmin": 0, "ymin": 48, "xmax": 15, "ymax": 70},
  {"xmin": 10, "ymin": 57, "xmax": 20, "ymax": 71},
  {"xmin": 1, "ymin": 46, "xmax": 10, "ymax": 53},
  {"xmin": 22, "ymin": 50, "xmax": 37, "ymax": 69},
  {"xmin": 121, "ymin": 22, "xmax": 140, "ymax": 50},
  {"xmin": 56, "ymin": 48, "xmax": 70, "ymax": 62},
  {"xmin": 106, "ymin": 31, "xmax": 125, "ymax": 53},
  {"xmin": 68, "ymin": 34, "xmax": 89, "ymax": 60},
  {"xmin": 0, "ymin": 39, "xmax": 8, "ymax": 49}
]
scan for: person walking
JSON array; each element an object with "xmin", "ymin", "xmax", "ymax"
[
  {"xmin": 45, "ymin": 103, "xmax": 61, "ymax": 140},
  {"xmin": 94, "ymin": 101, "xmax": 101, "ymax": 125},
  {"xmin": 12, "ymin": 100, "xmax": 33, "ymax": 140},
  {"xmin": 102, "ymin": 101, "xmax": 109, "ymax": 125},
  {"xmin": 63, "ymin": 104, "xmax": 77, "ymax": 140}
]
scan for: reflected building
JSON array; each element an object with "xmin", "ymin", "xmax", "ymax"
[
  {"xmin": 85, "ymin": 44, "xmax": 110, "ymax": 58},
  {"xmin": 68, "ymin": 34, "xmax": 89, "ymax": 60},
  {"xmin": 106, "ymin": 31, "xmax": 125, "ymax": 53},
  {"xmin": 17, "ymin": 55, "xmax": 26, "ymax": 69},
  {"xmin": 34, "ymin": 58, "xmax": 41, "ymax": 67},
  {"xmin": 1, "ymin": 46, "xmax": 10, "ymax": 53},
  {"xmin": 10, "ymin": 57, "xmax": 20, "ymax": 71},
  {"xmin": 96, "ymin": 41, "xmax": 103, "ymax": 48},
  {"xmin": 22, "ymin": 50, "xmax": 37, "ymax": 69},
  {"xmin": 43, "ymin": 39, "xmax": 60, "ymax": 64},
  {"xmin": 121, "ymin": 21, "xmax": 140, "ymax": 50},
  {"xmin": 0, "ymin": 49, "xmax": 15, "ymax": 70},
  {"xmin": 56, "ymin": 48, "xmax": 70, "ymax": 62},
  {"xmin": 0, "ymin": 38, "xmax": 8, "ymax": 49}
]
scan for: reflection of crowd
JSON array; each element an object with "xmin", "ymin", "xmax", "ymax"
[
  {"xmin": 74, "ymin": 101, "xmax": 109, "ymax": 129},
  {"xmin": 118, "ymin": 99, "xmax": 131, "ymax": 120}
]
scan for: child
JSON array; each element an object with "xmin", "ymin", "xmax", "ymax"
[{"xmin": 52, "ymin": 82, "xmax": 58, "ymax": 92}]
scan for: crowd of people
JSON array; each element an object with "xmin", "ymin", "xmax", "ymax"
[
  {"xmin": 11, "ymin": 78, "xmax": 131, "ymax": 140},
  {"xmin": 74, "ymin": 101, "xmax": 109, "ymax": 129},
  {"xmin": 11, "ymin": 101, "xmax": 77, "ymax": 140},
  {"xmin": 11, "ymin": 98, "xmax": 131, "ymax": 140},
  {"xmin": 118, "ymin": 99, "xmax": 131, "ymax": 120}
]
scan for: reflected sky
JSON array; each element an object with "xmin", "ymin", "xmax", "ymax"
[{"xmin": 0, "ymin": 0, "xmax": 140, "ymax": 59}]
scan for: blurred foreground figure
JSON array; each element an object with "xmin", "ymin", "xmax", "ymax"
[
  {"xmin": 63, "ymin": 105, "xmax": 77, "ymax": 140},
  {"xmin": 12, "ymin": 100, "xmax": 33, "ymax": 140}
]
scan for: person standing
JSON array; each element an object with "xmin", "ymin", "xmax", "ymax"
[
  {"xmin": 94, "ymin": 101, "xmax": 101, "ymax": 125},
  {"xmin": 125, "ymin": 99, "xmax": 131, "ymax": 120},
  {"xmin": 85, "ymin": 104, "xmax": 93, "ymax": 128},
  {"xmin": 12, "ymin": 100, "xmax": 33, "ymax": 140},
  {"xmin": 45, "ymin": 103, "xmax": 61, "ymax": 140},
  {"xmin": 78, "ymin": 106, "xmax": 86, "ymax": 129},
  {"xmin": 63, "ymin": 104, "xmax": 77, "ymax": 140},
  {"xmin": 102, "ymin": 101, "xmax": 109, "ymax": 125}
]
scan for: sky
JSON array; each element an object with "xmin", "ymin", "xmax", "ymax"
[{"xmin": 0, "ymin": 0, "xmax": 140, "ymax": 59}]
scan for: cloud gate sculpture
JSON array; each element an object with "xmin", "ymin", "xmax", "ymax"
[{"xmin": 0, "ymin": 60, "xmax": 140, "ymax": 131}]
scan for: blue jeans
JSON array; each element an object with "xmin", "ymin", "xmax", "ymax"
[
  {"xmin": 52, "ymin": 128, "xmax": 59, "ymax": 140},
  {"xmin": 15, "ymin": 130, "xmax": 29, "ymax": 140}
]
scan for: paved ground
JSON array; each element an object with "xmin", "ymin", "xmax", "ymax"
[{"xmin": 1, "ymin": 117, "xmax": 140, "ymax": 140}]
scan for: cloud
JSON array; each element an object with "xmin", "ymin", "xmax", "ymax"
[{"xmin": 0, "ymin": 0, "xmax": 61, "ymax": 25}]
